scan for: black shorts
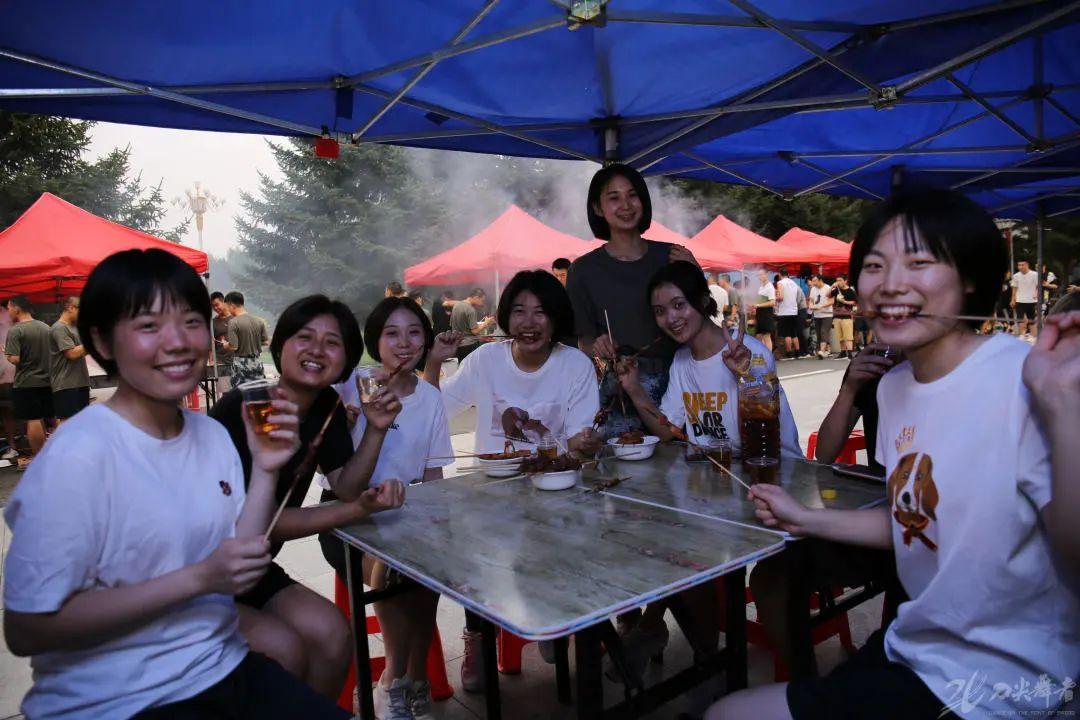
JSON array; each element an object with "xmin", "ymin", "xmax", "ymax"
[
  {"xmin": 12, "ymin": 386, "xmax": 53, "ymax": 421},
  {"xmin": 756, "ymin": 308, "xmax": 776, "ymax": 334},
  {"xmin": 0, "ymin": 382, "xmax": 12, "ymax": 408},
  {"xmin": 855, "ymin": 316, "xmax": 870, "ymax": 334},
  {"xmin": 787, "ymin": 628, "xmax": 954, "ymax": 720},
  {"xmin": 134, "ymin": 651, "xmax": 349, "ymax": 719},
  {"xmin": 236, "ymin": 561, "xmax": 297, "ymax": 610},
  {"xmin": 1015, "ymin": 302, "xmax": 1037, "ymax": 321},
  {"xmin": 52, "ymin": 386, "xmax": 90, "ymax": 419},
  {"xmin": 777, "ymin": 315, "xmax": 799, "ymax": 338}
]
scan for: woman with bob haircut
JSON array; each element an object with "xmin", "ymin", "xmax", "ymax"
[
  {"xmin": 707, "ymin": 190, "xmax": 1080, "ymax": 720},
  {"xmin": 612, "ymin": 260, "xmax": 800, "ymax": 681},
  {"xmin": 424, "ymin": 269, "xmax": 601, "ymax": 692},
  {"xmin": 210, "ymin": 294, "xmax": 406, "ymax": 701},
  {"xmin": 566, "ymin": 163, "xmax": 697, "ymax": 438},
  {"xmin": 317, "ymin": 295, "xmax": 453, "ymax": 720},
  {"xmin": 2, "ymin": 249, "xmax": 351, "ymax": 718}
]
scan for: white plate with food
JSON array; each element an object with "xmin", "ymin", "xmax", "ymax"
[{"xmin": 607, "ymin": 432, "xmax": 660, "ymax": 460}]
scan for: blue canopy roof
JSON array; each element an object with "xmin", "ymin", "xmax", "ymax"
[{"xmin": 2, "ymin": 1, "xmax": 1078, "ymax": 217}]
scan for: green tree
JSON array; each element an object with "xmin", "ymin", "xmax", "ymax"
[
  {"xmin": 0, "ymin": 111, "xmax": 187, "ymax": 240},
  {"xmin": 234, "ymin": 139, "xmax": 452, "ymax": 316}
]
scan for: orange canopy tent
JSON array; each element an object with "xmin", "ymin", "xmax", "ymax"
[
  {"xmin": 404, "ymin": 205, "xmax": 600, "ymax": 287},
  {"xmin": 690, "ymin": 215, "xmax": 805, "ymax": 269},
  {"xmin": 776, "ymin": 227, "xmax": 851, "ymax": 274},
  {"xmin": 0, "ymin": 193, "xmax": 209, "ymax": 302}
]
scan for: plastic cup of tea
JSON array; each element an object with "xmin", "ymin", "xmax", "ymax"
[
  {"xmin": 355, "ymin": 366, "xmax": 383, "ymax": 403},
  {"xmin": 239, "ymin": 379, "xmax": 278, "ymax": 435},
  {"xmin": 708, "ymin": 440, "xmax": 733, "ymax": 473},
  {"xmin": 745, "ymin": 456, "xmax": 779, "ymax": 484}
]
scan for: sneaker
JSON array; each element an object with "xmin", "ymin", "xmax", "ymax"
[
  {"xmin": 0, "ymin": 447, "xmax": 17, "ymax": 460},
  {"xmin": 538, "ymin": 639, "xmax": 557, "ymax": 664},
  {"xmin": 460, "ymin": 628, "xmax": 485, "ymax": 693},
  {"xmin": 374, "ymin": 676, "xmax": 414, "ymax": 720},
  {"xmin": 408, "ymin": 679, "xmax": 433, "ymax": 720},
  {"xmin": 604, "ymin": 624, "xmax": 670, "ymax": 684}
]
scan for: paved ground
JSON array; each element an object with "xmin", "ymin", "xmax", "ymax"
[{"xmin": 1, "ymin": 356, "xmax": 879, "ymax": 720}]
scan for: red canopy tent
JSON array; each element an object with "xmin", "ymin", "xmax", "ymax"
[
  {"xmin": 642, "ymin": 219, "xmax": 691, "ymax": 246},
  {"xmin": 689, "ymin": 214, "xmax": 802, "ymax": 269},
  {"xmin": 404, "ymin": 205, "xmax": 600, "ymax": 287},
  {"xmin": 777, "ymin": 227, "xmax": 851, "ymax": 274},
  {"xmin": 0, "ymin": 193, "xmax": 209, "ymax": 302}
]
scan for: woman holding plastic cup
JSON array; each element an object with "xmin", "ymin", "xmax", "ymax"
[{"xmin": 210, "ymin": 295, "xmax": 405, "ymax": 700}]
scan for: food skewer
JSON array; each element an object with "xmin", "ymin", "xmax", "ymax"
[
  {"xmin": 857, "ymin": 310, "xmax": 1003, "ymax": 323},
  {"xmin": 603, "ymin": 308, "xmax": 628, "ymax": 417},
  {"xmin": 264, "ymin": 395, "xmax": 342, "ymax": 542}
]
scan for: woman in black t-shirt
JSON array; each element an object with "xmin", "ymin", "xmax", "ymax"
[{"xmin": 211, "ymin": 295, "xmax": 404, "ymax": 700}]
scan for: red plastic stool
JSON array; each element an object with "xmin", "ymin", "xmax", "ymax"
[
  {"xmin": 333, "ymin": 574, "xmax": 453, "ymax": 712},
  {"xmin": 715, "ymin": 578, "xmax": 856, "ymax": 682},
  {"xmin": 806, "ymin": 429, "xmax": 865, "ymax": 464}
]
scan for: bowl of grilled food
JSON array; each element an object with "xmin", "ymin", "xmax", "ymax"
[
  {"xmin": 519, "ymin": 454, "xmax": 583, "ymax": 491},
  {"xmin": 477, "ymin": 441, "xmax": 534, "ymax": 477},
  {"xmin": 607, "ymin": 430, "xmax": 660, "ymax": 460}
]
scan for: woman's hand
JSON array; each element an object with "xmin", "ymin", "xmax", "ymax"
[
  {"xmin": 843, "ymin": 343, "xmax": 899, "ymax": 391},
  {"xmin": 569, "ymin": 428, "xmax": 603, "ymax": 456},
  {"xmin": 1023, "ymin": 310, "xmax": 1080, "ymax": 424},
  {"xmin": 719, "ymin": 323, "xmax": 751, "ymax": 378},
  {"xmin": 355, "ymin": 480, "xmax": 406, "ymax": 517},
  {"xmin": 747, "ymin": 484, "xmax": 814, "ymax": 536},
  {"xmin": 430, "ymin": 331, "xmax": 464, "ymax": 364},
  {"xmin": 592, "ymin": 333, "xmax": 617, "ymax": 361},
  {"xmin": 361, "ymin": 387, "xmax": 402, "ymax": 431},
  {"xmin": 669, "ymin": 244, "xmax": 700, "ymax": 267},
  {"xmin": 196, "ymin": 536, "xmax": 271, "ymax": 596},
  {"xmin": 242, "ymin": 392, "xmax": 301, "ymax": 473}
]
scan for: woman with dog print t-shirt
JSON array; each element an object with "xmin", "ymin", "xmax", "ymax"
[{"xmin": 707, "ymin": 191, "xmax": 1079, "ymax": 720}]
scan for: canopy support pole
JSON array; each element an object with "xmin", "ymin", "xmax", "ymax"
[
  {"xmin": 352, "ymin": 0, "xmax": 502, "ymax": 139},
  {"xmin": 792, "ymin": 158, "xmax": 884, "ymax": 199},
  {"xmin": 1036, "ymin": 203, "xmax": 1045, "ymax": 332},
  {"xmin": 950, "ymin": 133, "xmax": 1080, "ymax": 190},
  {"xmin": 944, "ymin": 73, "xmax": 1040, "ymax": 146},
  {"xmin": 681, "ymin": 152, "xmax": 785, "ymax": 197},
  {"xmin": 991, "ymin": 189, "xmax": 1080, "ymax": 213}
]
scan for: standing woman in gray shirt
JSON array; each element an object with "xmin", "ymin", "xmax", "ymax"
[{"xmin": 566, "ymin": 164, "xmax": 697, "ymax": 437}]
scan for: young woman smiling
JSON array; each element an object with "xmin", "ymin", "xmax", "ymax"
[
  {"xmin": 210, "ymin": 295, "xmax": 405, "ymax": 701},
  {"xmin": 706, "ymin": 190, "xmax": 1079, "ymax": 720},
  {"xmin": 2, "ymin": 250, "xmax": 350, "ymax": 718}
]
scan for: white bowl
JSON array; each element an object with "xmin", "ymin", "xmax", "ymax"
[
  {"xmin": 530, "ymin": 469, "xmax": 580, "ymax": 491},
  {"xmin": 477, "ymin": 454, "xmax": 531, "ymax": 478},
  {"xmin": 606, "ymin": 435, "xmax": 660, "ymax": 461}
]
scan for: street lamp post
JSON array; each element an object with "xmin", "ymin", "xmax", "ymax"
[{"xmin": 173, "ymin": 182, "xmax": 224, "ymax": 252}]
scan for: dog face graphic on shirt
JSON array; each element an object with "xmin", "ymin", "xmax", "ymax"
[{"xmin": 888, "ymin": 452, "xmax": 939, "ymax": 551}]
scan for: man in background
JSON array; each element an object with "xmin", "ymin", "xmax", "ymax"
[
  {"xmin": 4, "ymin": 296, "xmax": 53, "ymax": 465},
  {"xmin": 432, "ymin": 290, "xmax": 455, "ymax": 334},
  {"xmin": 775, "ymin": 269, "xmax": 800, "ymax": 359},
  {"xmin": 551, "ymin": 258, "xmax": 571, "ymax": 287},
  {"xmin": 408, "ymin": 289, "xmax": 432, "ymax": 321},
  {"xmin": 385, "ymin": 281, "xmax": 406, "ymax": 298},
  {"xmin": 707, "ymin": 272, "xmax": 729, "ymax": 327},
  {"xmin": 808, "ymin": 275, "xmax": 834, "ymax": 359},
  {"xmin": 222, "ymin": 291, "xmax": 269, "ymax": 386},
  {"xmin": 450, "ymin": 288, "xmax": 495, "ymax": 361},
  {"xmin": 49, "ymin": 296, "xmax": 90, "ymax": 424},
  {"xmin": 0, "ymin": 301, "xmax": 18, "ymax": 461},
  {"xmin": 210, "ymin": 291, "xmax": 234, "ymax": 394}
]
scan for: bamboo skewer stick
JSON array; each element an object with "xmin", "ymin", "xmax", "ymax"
[
  {"xmin": 604, "ymin": 309, "xmax": 627, "ymax": 417},
  {"xmin": 857, "ymin": 310, "xmax": 1003, "ymax": 323},
  {"xmin": 681, "ymin": 404, "xmax": 754, "ymax": 493},
  {"xmin": 264, "ymin": 395, "xmax": 342, "ymax": 542}
]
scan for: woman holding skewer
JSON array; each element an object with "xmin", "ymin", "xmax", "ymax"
[
  {"xmin": 317, "ymin": 296, "xmax": 452, "ymax": 720},
  {"xmin": 210, "ymin": 295, "xmax": 405, "ymax": 702},
  {"xmin": 2, "ymin": 250, "xmax": 351, "ymax": 718},
  {"xmin": 423, "ymin": 269, "xmax": 601, "ymax": 691},
  {"xmin": 706, "ymin": 190, "xmax": 1079, "ymax": 720},
  {"xmin": 565, "ymin": 163, "xmax": 697, "ymax": 437},
  {"xmin": 608, "ymin": 261, "xmax": 801, "ymax": 682}
]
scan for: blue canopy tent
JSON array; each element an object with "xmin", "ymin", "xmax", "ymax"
[{"xmin": 2, "ymin": 1, "xmax": 1078, "ymax": 296}]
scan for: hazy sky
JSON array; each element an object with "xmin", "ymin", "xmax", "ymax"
[{"xmin": 87, "ymin": 122, "xmax": 282, "ymax": 258}]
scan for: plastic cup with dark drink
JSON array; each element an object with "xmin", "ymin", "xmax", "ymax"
[
  {"xmin": 708, "ymin": 439, "xmax": 733, "ymax": 473},
  {"xmin": 240, "ymin": 379, "xmax": 278, "ymax": 435},
  {"xmin": 745, "ymin": 456, "xmax": 779, "ymax": 484},
  {"xmin": 738, "ymin": 373, "xmax": 781, "ymax": 460}
]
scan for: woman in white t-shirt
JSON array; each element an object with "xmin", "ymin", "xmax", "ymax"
[
  {"xmin": 423, "ymin": 269, "xmax": 602, "ymax": 690},
  {"xmin": 317, "ymin": 296, "xmax": 453, "ymax": 719},
  {"xmin": 708, "ymin": 190, "xmax": 1079, "ymax": 720},
  {"xmin": 2, "ymin": 249, "xmax": 352, "ymax": 719}
]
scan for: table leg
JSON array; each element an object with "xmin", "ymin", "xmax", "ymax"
[
  {"xmin": 555, "ymin": 636, "xmax": 572, "ymax": 705},
  {"xmin": 724, "ymin": 567, "xmax": 749, "ymax": 692},
  {"xmin": 479, "ymin": 618, "xmax": 502, "ymax": 719},
  {"xmin": 346, "ymin": 542, "xmax": 374, "ymax": 720},
  {"xmin": 575, "ymin": 624, "xmax": 604, "ymax": 718},
  {"xmin": 784, "ymin": 543, "xmax": 816, "ymax": 679}
]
